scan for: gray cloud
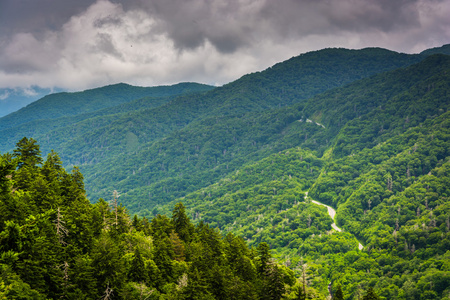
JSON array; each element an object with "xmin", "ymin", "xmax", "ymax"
[{"xmin": 0, "ymin": 0, "xmax": 449, "ymax": 91}]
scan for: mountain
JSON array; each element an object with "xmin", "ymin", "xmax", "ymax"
[
  {"xmin": 0, "ymin": 86, "xmax": 62, "ymax": 118},
  {"xmin": 1, "ymin": 45, "xmax": 450, "ymax": 299},
  {"xmin": 420, "ymin": 43, "xmax": 450, "ymax": 56},
  {"xmin": 80, "ymin": 53, "xmax": 448, "ymax": 213},
  {"xmin": 0, "ymin": 82, "xmax": 214, "ymax": 132},
  {"xmin": 0, "ymin": 47, "xmax": 425, "ymax": 203},
  {"xmin": 0, "ymin": 82, "xmax": 215, "ymax": 154},
  {"xmin": 152, "ymin": 53, "xmax": 450, "ymax": 299}
]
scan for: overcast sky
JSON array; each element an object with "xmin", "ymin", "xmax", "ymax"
[{"xmin": 1, "ymin": 0, "xmax": 449, "ymax": 92}]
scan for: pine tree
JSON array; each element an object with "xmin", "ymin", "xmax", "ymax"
[
  {"xmin": 152, "ymin": 236, "xmax": 174, "ymax": 284},
  {"xmin": 132, "ymin": 215, "xmax": 142, "ymax": 231},
  {"xmin": 12, "ymin": 137, "xmax": 43, "ymax": 190},
  {"xmin": 295, "ymin": 286, "xmax": 306, "ymax": 300},
  {"xmin": 263, "ymin": 263, "xmax": 285, "ymax": 300}
]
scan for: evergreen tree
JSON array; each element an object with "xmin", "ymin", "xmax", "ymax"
[
  {"xmin": 256, "ymin": 242, "xmax": 271, "ymax": 275},
  {"xmin": 295, "ymin": 285, "xmax": 307, "ymax": 300},
  {"xmin": 132, "ymin": 215, "xmax": 142, "ymax": 231},
  {"xmin": 128, "ymin": 248, "xmax": 146, "ymax": 282},
  {"xmin": 152, "ymin": 235, "xmax": 174, "ymax": 284},
  {"xmin": 261, "ymin": 263, "xmax": 285, "ymax": 300},
  {"xmin": 0, "ymin": 153, "xmax": 21, "ymax": 230},
  {"xmin": 172, "ymin": 202, "xmax": 193, "ymax": 243},
  {"xmin": 362, "ymin": 286, "xmax": 380, "ymax": 300},
  {"xmin": 13, "ymin": 137, "xmax": 42, "ymax": 169},
  {"xmin": 12, "ymin": 138, "xmax": 42, "ymax": 191},
  {"xmin": 334, "ymin": 285, "xmax": 344, "ymax": 300}
]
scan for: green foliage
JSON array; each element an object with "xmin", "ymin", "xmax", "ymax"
[
  {"xmin": 1, "ymin": 143, "xmax": 297, "ymax": 298},
  {"xmin": 362, "ymin": 287, "xmax": 380, "ymax": 300},
  {"xmin": 0, "ymin": 47, "xmax": 426, "ymax": 210},
  {"xmin": 1, "ymin": 46, "xmax": 450, "ymax": 299}
]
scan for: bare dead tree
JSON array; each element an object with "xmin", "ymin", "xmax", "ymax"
[
  {"xmin": 386, "ymin": 174, "xmax": 393, "ymax": 191},
  {"xmin": 111, "ymin": 190, "xmax": 120, "ymax": 229},
  {"xmin": 102, "ymin": 283, "xmax": 114, "ymax": 300},
  {"xmin": 54, "ymin": 207, "xmax": 69, "ymax": 245}
]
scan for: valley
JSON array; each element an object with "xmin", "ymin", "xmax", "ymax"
[
  {"xmin": 1, "ymin": 44, "xmax": 449, "ymax": 299},
  {"xmin": 309, "ymin": 192, "xmax": 364, "ymax": 250}
]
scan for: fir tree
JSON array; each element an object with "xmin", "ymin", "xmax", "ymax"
[{"xmin": 295, "ymin": 286, "xmax": 306, "ymax": 300}]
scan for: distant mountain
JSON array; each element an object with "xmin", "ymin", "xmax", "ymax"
[
  {"xmin": 0, "ymin": 82, "xmax": 214, "ymax": 132},
  {"xmin": 420, "ymin": 43, "xmax": 450, "ymax": 56},
  {"xmin": 0, "ymin": 82, "xmax": 215, "ymax": 155},
  {"xmin": 0, "ymin": 86, "xmax": 62, "ymax": 118},
  {"xmin": 0, "ymin": 47, "xmax": 431, "ymax": 200}
]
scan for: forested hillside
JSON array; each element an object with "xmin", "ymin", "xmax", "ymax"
[
  {"xmin": 1, "ymin": 45, "xmax": 449, "ymax": 299},
  {"xmin": 84, "ymin": 54, "xmax": 450, "ymax": 217},
  {"xmin": 0, "ymin": 82, "xmax": 214, "ymax": 153},
  {"xmin": 0, "ymin": 48, "xmax": 425, "ymax": 193},
  {"xmin": 0, "ymin": 138, "xmax": 303, "ymax": 299},
  {"xmin": 0, "ymin": 87, "xmax": 63, "ymax": 118}
]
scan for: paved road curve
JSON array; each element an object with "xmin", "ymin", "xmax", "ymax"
[{"xmin": 306, "ymin": 192, "xmax": 364, "ymax": 250}]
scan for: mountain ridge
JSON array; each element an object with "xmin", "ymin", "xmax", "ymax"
[
  {"xmin": 1, "ymin": 44, "xmax": 450, "ymax": 299},
  {"xmin": 0, "ymin": 82, "xmax": 214, "ymax": 132}
]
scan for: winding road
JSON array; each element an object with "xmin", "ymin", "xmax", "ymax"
[{"xmin": 306, "ymin": 192, "xmax": 363, "ymax": 250}]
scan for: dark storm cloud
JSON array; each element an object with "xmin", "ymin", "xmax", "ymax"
[
  {"xmin": 0, "ymin": 0, "xmax": 449, "ymax": 91},
  {"xmin": 119, "ymin": 0, "xmax": 425, "ymax": 52},
  {"xmin": 0, "ymin": 0, "xmax": 95, "ymax": 36},
  {"xmin": 120, "ymin": 0, "xmax": 257, "ymax": 53}
]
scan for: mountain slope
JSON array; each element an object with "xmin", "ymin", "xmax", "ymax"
[
  {"xmin": 0, "ymin": 86, "xmax": 63, "ymax": 118},
  {"xmin": 0, "ymin": 82, "xmax": 215, "ymax": 153},
  {"xmin": 0, "ymin": 82, "xmax": 214, "ymax": 131},
  {"xmin": 79, "ymin": 54, "xmax": 450, "ymax": 213},
  {"xmin": 0, "ymin": 47, "xmax": 427, "ymax": 208},
  {"xmin": 420, "ymin": 43, "xmax": 450, "ymax": 56},
  {"xmin": 1, "ymin": 45, "xmax": 450, "ymax": 299},
  {"xmin": 151, "ymin": 63, "xmax": 450, "ymax": 299}
]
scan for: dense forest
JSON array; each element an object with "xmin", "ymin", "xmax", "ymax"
[
  {"xmin": 1, "ymin": 138, "xmax": 399, "ymax": 299},
  {"xmin": 1, "ymin": 45, "xmax": 450, "ymax": 299},
  {"xmin": 1, "ymin": 138, "xmax": 300, "ymax": 299}
]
